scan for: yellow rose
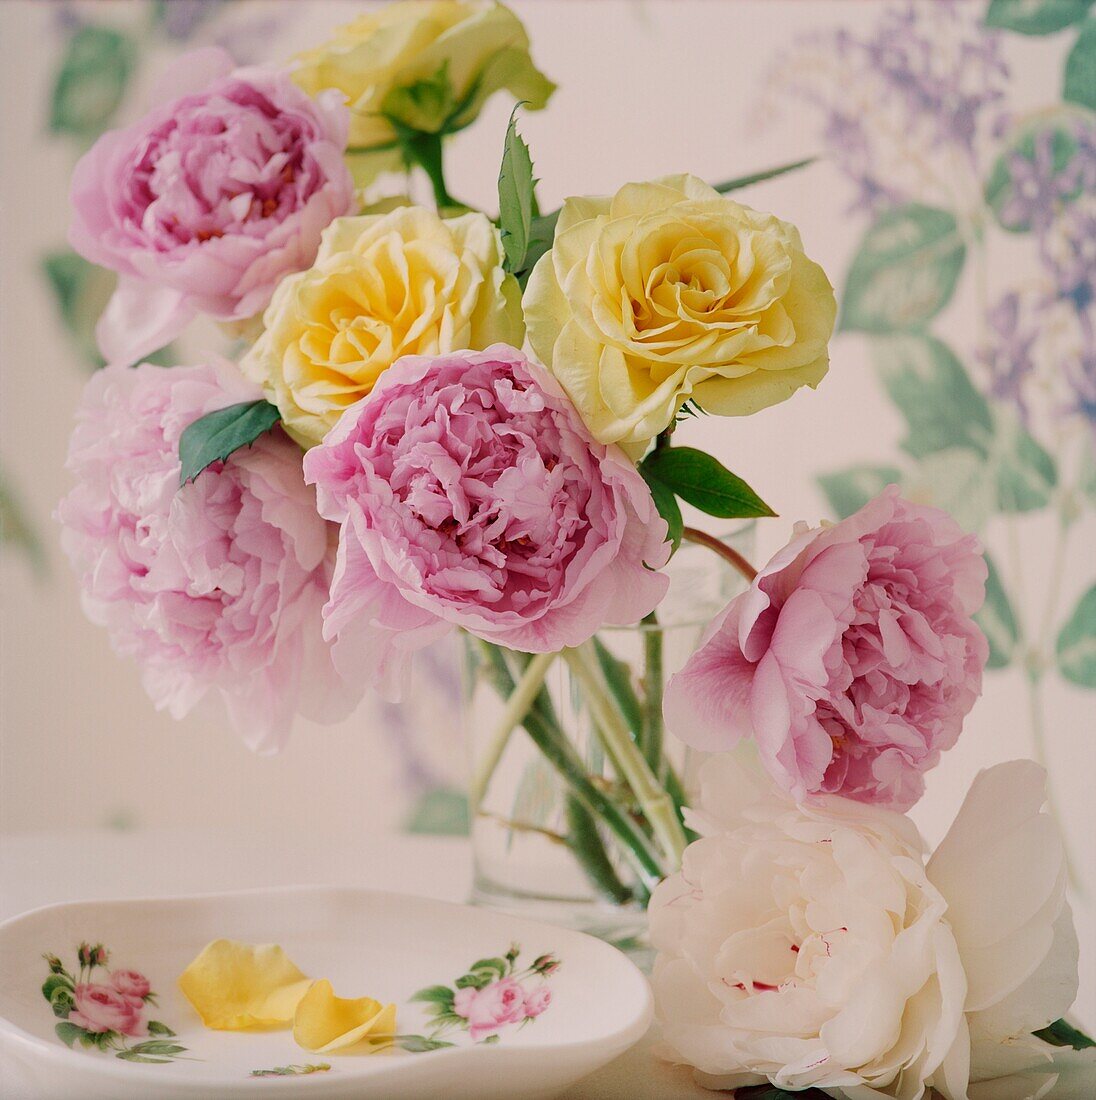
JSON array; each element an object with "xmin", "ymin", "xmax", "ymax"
[
  {"xmin": 242, "ymin": 206, "xmax": 523, "ymax": 446},
  {"xmin": 292, "ymin": 0, "xmax": 554, "ymax": 163},
  {"xmin": 523, "ymin": 175, "xmax": 837, "ymax": 449}
]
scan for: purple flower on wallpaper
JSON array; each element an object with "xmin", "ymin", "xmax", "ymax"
[
  {"xmin": 1063, "ymin": 349, "xmax": 1096, "ymax": 437},
  {"xmin": 980, "ymin": 292, "xmax": 1040, "ymax": 425},
  {"xmin": 154, "ymin": 1, "xmax": 229, "ymax": 40},
  {"xmin": 998, "ymin": 119, "xmax": 1094, "ymax": 236},
  {"xmin": 1046, "ymin": 202, "xmax": 1096, "ymax": 313},
  {"xmin": 773, "ymin": 2, "xmax": 1008, "ymax": 213}
]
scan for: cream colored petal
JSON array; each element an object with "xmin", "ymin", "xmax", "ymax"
[
  {"xmin": 554, "ymin": 194, "xmax": 612, "ymax": 240},
  {"xmin": 292, "ymin": 978, "xmax": 398, "ymax": 1053},
  {"xmin": 178, "ymin": 940, "xmax": 313, "ymax": 1030},
  {"xmin": 548, "ymin": 319, "xmax": 621, "ymax": 439},
  {"xmin": 608, "ymin": 178, "xmax": 691, "ymax": 220},
  {"xmin": 551, "ymin": 214, "xmax": 609, "ymax": 276},
  {"xmin": 523, "ymin": 250, "xmax": 570, "ymax": 369},
  {"xmin": 694, "ymin": 355, "xmax": 828, "ymax": 417},
  {"xmin": 927, "ymin": 762, "xmax": 1080, "ymax": 1075}
]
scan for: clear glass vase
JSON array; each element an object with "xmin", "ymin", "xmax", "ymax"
[{"xmin": 464, "ymin": 524, "xmax": 756, "ymax": 944}]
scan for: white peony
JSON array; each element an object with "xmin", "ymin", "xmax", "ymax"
[{"xmin": 648, "ymin": 754, "xmax": 1079, "ymax": 1099}]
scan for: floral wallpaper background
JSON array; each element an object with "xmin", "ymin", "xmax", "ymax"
[{"xmin": 1, "ymin": 0, "xmax": 1093, "ymax": 1008}]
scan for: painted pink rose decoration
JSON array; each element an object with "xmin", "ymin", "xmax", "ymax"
[
  {"xmin": 523, "ymin": 984, "xmax": 552, "ymax": 1018},
  {"xmin": 303, "ymin": 345, "xmax": 671, "ymax": 699},
  {"xmin": 57, "ymin": 362, "xmax": 360, "ymax": 751},
  {"xmin": 70, "ymin": 984, "xmax": 146, "ymax": 1038},
  {"xmin": 664, "ymin": 486, "xmax": 988, "ymax": 810},
  {"xmin": 453, "ymin": 978, "xmax": 529, "ymax": 1042},
  {"xmin": 110, "ymin": 970, "xmax": 151, "ymax": 1004},
  {"xmin": 69, "ymin": 47, "xmax": 354, "ymax": 367}
]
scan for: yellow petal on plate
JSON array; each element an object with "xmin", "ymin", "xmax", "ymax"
[
  {"xmin": 178, "ymin": 940, "xmax": 314, "ymax": 1030},
  {"xmin": 292, "ymin": 979, "xmax": 398, "ymax": 1053}
]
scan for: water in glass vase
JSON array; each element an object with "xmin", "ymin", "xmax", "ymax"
[{"xmin": 465, "ymin": 524, "xmax": 756, "ymax": 948}]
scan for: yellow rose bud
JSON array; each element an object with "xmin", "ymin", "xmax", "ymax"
[
  {"xmin": 242, "ymin": 206, "xmax": 524, "ymax": 447},
  {"xmin": 523, "ymin": 175, "xmax": 837, "ymax": 449},
  {"xmin": 292, "ymin": 0, "xmax": 554, "ymax": 168}
]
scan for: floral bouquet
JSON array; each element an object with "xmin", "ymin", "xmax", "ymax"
[{"xmin": 56, "ymin": 2, "xmax": 1089, "ymax": 1097}]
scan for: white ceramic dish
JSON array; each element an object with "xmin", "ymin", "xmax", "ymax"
[{"xmin": 0, "ymin": 886, "xmax": 652, "ymax": 1099}]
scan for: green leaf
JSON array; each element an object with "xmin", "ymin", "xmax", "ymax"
[
  {"xmin": 1034, "ymin": 1017, "xmax": 1096, "ymax": 1048},
  {"xmin": 1064, "ymin": 16, "xmax": 1096, "ymax": 109},
  {"xmin": 733, "ymin": 1087, "xmax": 831, "ymax": 1100},
  {"xmin": 116, "ymin": 1050, "xmax": 171, "ymax": 1063},
  {"xmin": 840, "ymin": 204, "xmax": 966, "ymax": 333},
  {"xmin": 977, "ymin": 553, "xmax": 1020, "ymax": 669},
  {"xmin": 55, "ymin": 1022, "xmax": 90, "ymax": 1048},
  {"xmin": 1, "ymin": 466, "xmax": 48, "ymax": 578},
  {"xmin": 904, "ymin": 448, "xmax": 996, "ymax": 534},
  {"xmin": 404, "ymin": 786, "xmax": 470, "ymax": 836},
  {"xmin": 986, "ymin": 0, "xmax": 1093, "ymax": 35},
  {"xmin": 250, "ymin": 1063, "xmax": 332, "ymax": 1077},
  {"xmin": 128, "ymin": 1040, "xmax": 186, "ymax": 1055},
  {"xmin": 712, "ymin": 157, "xmax": 817, "ymax": 193},
  {"xmin": 454, "ymin": 971, "xmax": 493, "ymax": 990},
  {"xmin": 468, "ymin": 957, "xmax": 508, "ymax": 980},
  {"xmin": 409, "ymin": 985, "xmax": 456, "ymax": 1010},
  {"xmin": 516, "ymin": 211, "xmax": 560, "ymax": 290},
  {"xmin": 871, "ymin": 334, "xmax": 993, "ymax": 458},
  {"xmin": 146, "ymin": 1019, "xmax": 176, "ymax": 1037},
  {"xmin": 50, "ymin": 986, "xmax": 76, "ymax": 1019},
  {"xmin": 178, "ymin": 400, "xmax": 282, "ymax": 487},
  {"xmin": 993, "ymin": 410, "xmax": 1057, "ymax": 512},
  {"xmin": 640, "ymin": 447, "xmax": 775, "ymax": 519},
  {"xmin": 642, "ymin": 472, "xmax": 684, "ymax": 552},
  {"xmin": 985, "ymin": 111, "xmax": 1089, "ymax": 232},
  {"xmin": 50, "ymin": 26, "xmax": 136, "ymax": 138},
  {"xmin": 397, "ymin": 1034, "xmax": 456, "ymax": 1053},
  {"xmin": 818, "ymin": 465, "xmax": 902, "ymax": 519},
  {"xmin": 1057, "ymin": 584, "xmax": 1096, "ymax": 687},
  {"xmin": 41, "ymin": 974, "xmax": 74, "ymax": 1002},
  {"xmin": 498, "ymin": 107, "xmax": 537, "ymax": 275},
  {"xmin": 42, "ymin": 250, "xmax": 113, "ymax": 369}
]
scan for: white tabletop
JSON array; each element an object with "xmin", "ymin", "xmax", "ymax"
[{"xmin": 2, "ymin": 828, "xmax": 1093, "ymax": 1099}]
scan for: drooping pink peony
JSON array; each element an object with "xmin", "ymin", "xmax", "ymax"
[
  {"xmin": 71, "ymin": 983, "xmax": 146, "ymax": 1037},
  {"xmin": 453, "ymin": 978, "xmax": 529, "ymax": 1041},
  {"xmin": 69, "ymin": 47, "xmax": 354, "ymax": 367},
  {"xmin": 57, "ymin": 361, "xmax": 360, "ymax": 752},
  {"xmin": 664, "ymin": 486, "xmax": 988, "ymax": 810},
  {"xmin": 303, "ymin": 345, "xmax": 670, "ymax": 699}
]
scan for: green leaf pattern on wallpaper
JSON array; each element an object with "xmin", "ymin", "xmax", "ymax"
[{"xmin": 795, "ymin": 3, "xmax": 1095, "ymax": 708}]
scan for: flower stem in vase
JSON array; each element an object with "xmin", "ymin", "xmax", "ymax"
[
  {"xmin": 473, "ymin": 639, "xmax": 664, "ymax": 896},
  {"xmin": 640, "ymin": 611, "xmax": 665, "ymax": 775},
  {"xmin": 562, "ymin": 644, "xmax": 688, "ymax": 869},
  {"xmin": 470, "ymin": 651, "xmax": 557, "ymax": 810},
  {"xmin": 590, "ymin": 635, "xmax": 694, "ymax": 838}
]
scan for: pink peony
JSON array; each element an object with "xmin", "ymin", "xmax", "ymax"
[
  {"xmin": 110, "ymin": 970, "xmax": 151, "ymax": 1004},
  {"xmin": 69, "ymin": 47, "xmax": 354, "ymax": 367},
  {"xmin": 70, "ymin": 983, "xmax": 146, "ymax": 1037},
  {"xmin": 453, "ymin": 978, "xmax": 529, "ymax": 1041},
  {"xmin": 523, "ymin": 984, "xmax": 552, "ymax": 1018},
  {"xmin": 303, "ymin": 345, "xmax": 670, "ymax": 699},
  {"xmin": 664, "ymin": 486, "xmax": 988, "ymax": 810},
  {"xmin": 57, "ymin": 361, "xmax": 360, "ymax": 751}
]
